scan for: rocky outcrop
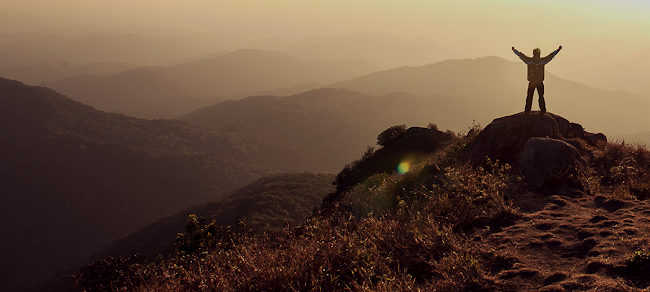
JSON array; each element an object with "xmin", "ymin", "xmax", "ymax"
[
  {"xmin": 461, "ymin": 111, "xmax": 606, "ymax": 190},
  {"xmin": 462, "ymin": 112, "xmax": 603, "ymax": 167},
  {"xmin": 333, "ymin": 112, "xmax": 606, "ymax": 197},
  {"xmin": 515, "ymin": 137, "xmax": 586, "ymax": 189}
]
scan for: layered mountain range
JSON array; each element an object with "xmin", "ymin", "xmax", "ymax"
[
  {"xmin": 0, "ymin": 77, "xmax": 471, "ymax": 291},
  {"xmin": 1, "ymin": 41, "xmax": 649, "ymax": 291}
]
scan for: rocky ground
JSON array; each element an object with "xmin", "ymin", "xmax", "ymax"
[{"xmin": 476, "ymin": 187, "xmax": 650, "ymax": 291}]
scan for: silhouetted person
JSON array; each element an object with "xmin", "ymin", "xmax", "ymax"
[{"xmin": 512, "ymin": 46, "xmax": 562, "ymax": 114}]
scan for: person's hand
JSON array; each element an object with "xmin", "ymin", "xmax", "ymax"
[
  {"xmin": 558, "ymin": 45, "xmax": 562, "ymax": 51},
  {"xmin": 512, "ymin": 46, "xmax": 515, "ymax": 51}
]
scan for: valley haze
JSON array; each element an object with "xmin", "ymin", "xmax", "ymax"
[{"xmin": 1, "ymin": 0, "xmax": 650, "ymax": 291}]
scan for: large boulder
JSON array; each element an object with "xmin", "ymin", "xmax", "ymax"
[
  {"xmin": 462, "ymin": 112, "xmax": 591, "ymax": 166},
  {"xmin": 515, "ymin": 137, "xmax": 586, "ymax": 189}
]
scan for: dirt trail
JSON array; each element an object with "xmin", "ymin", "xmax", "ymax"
[{"xmin": 477, "ymin": 189, "xmax": 650, "ymax": 291}]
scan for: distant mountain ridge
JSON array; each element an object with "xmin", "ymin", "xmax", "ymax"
[
  {"xmin": 165, "ymin": 49, "xmax": 377, "ymax": 96},
  {"xmin": 179, "ymin": 87, "xmax": 480, "ymax": 169},
  {"xmin": 245, "ymin": 31, "xmax": 468, "ymax": 69},
  {"xmin": 328, "ymin": 56, "xmax": 650, "ymax": 135},
  {"xmin": 40, "ymin": 49, "xmax": 377, "ymax": 118},
  {"xmin": 1, "ymin": 28, "xmax": 647, "ymax": 97},
  {"xmin": 0, "ymin": 61, "xmax": 139, "ymax": 85}
]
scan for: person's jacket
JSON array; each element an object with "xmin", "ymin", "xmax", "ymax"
[{"xmin": 513, "ymin": 48, "xmax": 560, "ymax": 83}]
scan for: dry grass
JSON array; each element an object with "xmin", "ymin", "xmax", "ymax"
[
  {"xmin": 77, "ymin": 213, "xmax": 482, "ymax": 291},
  {"xmin": 584, "ymin": 141, "xmax": 650, "ymax": 200},
  {"xmin": 75, "ymin": 132, "xmax": 650, "ymax": 292}
]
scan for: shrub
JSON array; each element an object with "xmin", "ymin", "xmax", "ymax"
[
  {"xmin": 587, "ymin": 141, "xmax": 650, "ymax": 200},
  {"xmin": 349, "ymin": 173, "xmax": 393, "ymax": 216},
  {"xmin": 376, "ymin": 125, "xmax": 407, "ymax": 147},
  {"xmin": 625, "ymin": 250, "xmax": 650, "ymax": 288},
  {"xmin": 175, "ymin": 214, "xmax": 252, "ymax": 255},
  {"xmin": 332, "ymin": 146, "xmax": 376, "ymax": 187}
]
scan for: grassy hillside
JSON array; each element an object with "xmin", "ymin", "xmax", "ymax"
[
  {"xmin": 76, "ymin": 116, "xmax": 650, "ymax": 292},
  {"xmin": 5, "ymin": 79, "xmax": 443, "ymax": 292},
  {"xmin": 93, "ymin": 172, "xmax": 336, "ymax": 263},
  {"xmin": 3, "ymin": 79, "xmax": 485, "ymax": 292},
  {"xmin": 0, "ymin": 78, "xmax": 280, "ymax": 292}
]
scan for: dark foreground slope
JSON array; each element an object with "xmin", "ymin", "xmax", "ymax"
[
  {"xmin": 92, "ymin": 172, "xmax": 336, "ymax": 263},
  {"xmin": 0, "ymin": 78, "xmax": 277, "ymax": 292},
  {"xmin": 2, "ymin": 80, "xmax": 473, "ymax": 291},
  {"xmin": 78, "ymin": 112, "xmax": 650, "ymax": 291}
]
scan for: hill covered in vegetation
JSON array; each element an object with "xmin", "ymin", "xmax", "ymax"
[
  {"xmin": 76, "ymin": 112, "xmax": 650, "ymax": 291},
  {"xmin": 180, "ymin": 88, "xmax": 478, "ymax": 172},
  {"xmin": 0, "ymin": 77, "xmax": 295, "ymax": 292},
  {"xmin": 92, "ymin": 172, "xmax": 336, "ymax": 263},
  {"xmin": 0, "ymin": 78, "xmax": 476, "ymax": 292}
]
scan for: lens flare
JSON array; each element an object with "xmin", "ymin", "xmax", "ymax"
[{"xmin": 397, "ymin": 161, "xmax": 410, "ymax": 175}]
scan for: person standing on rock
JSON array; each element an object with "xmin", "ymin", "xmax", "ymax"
[{"xmin": 512, "ymin": 46, "xmax": 562, "ymax": 114}]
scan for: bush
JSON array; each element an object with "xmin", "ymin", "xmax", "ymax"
[
  {"xmin": 376, "ymin": 125, "xmax": 407, "ymax": 147},
  {"xmin": 587, "ymin": 141, "xmax": 650, "ymax": 200},
  {"xmin": 175, "ymin": 214, "xmax": 252, "ymax": 255}
]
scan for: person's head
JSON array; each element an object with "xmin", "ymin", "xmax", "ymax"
[{"xmin": 533, "ymin": 48, "xmax": 541, "ymax": 56}]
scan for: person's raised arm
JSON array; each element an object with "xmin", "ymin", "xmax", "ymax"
[
  {"xmin": 541, "ymin": 46, "xmax": 562, "ymax": 63},
  {"xmin": 512, "ymin": 47, "xmax": 531, "ymax": 63}
]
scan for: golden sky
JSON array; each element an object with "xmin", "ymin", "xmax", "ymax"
[{"xmin": 3, "ymin": 0, "xmax": 648, "ymax": 44}]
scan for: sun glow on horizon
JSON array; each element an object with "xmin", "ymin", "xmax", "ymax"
[{"xmin": 1, "ymin": 0, "xmax": 648, "ymax": 46}]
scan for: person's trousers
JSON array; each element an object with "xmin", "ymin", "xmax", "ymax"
[{"xmin": 526, "ymin": 81, "xmax": 545, "ymax": 113}]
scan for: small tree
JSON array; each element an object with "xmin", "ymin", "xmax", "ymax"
[
  {"xmin": 176, "ymin": 214, "xmax": 252, "ymax": 255},
  {"xmin": 377, "ymin": 125, "xmax": 407, "ymax": 147}
]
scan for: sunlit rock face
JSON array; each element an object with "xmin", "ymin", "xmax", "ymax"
[
  {"xmin": 461, "ymin": 111, "xmax": 606, "ymax": 190},
  {"xmin": 461, "ymin": 111, "xmax": 602, "ymax": 167}
]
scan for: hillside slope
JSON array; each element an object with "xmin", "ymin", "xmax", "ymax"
[
  {"xmin": 76, "ymin": 112, "xmax": 650, "ymax": 291},
  {"xmin": 93, "ymin": 172, "xmax": 336, "ymax": 263},
  {"xmin": 0, "ymin": 78, "xmax": 275, "ymax": 292},
  {"xmin": 180, "ymin": 88, "xmax": 481, "ymax": 172}
]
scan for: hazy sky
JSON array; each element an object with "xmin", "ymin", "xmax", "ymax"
[{"xmin": 3, "ymin": 0, "xmax": 649, "ymax": 46}]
